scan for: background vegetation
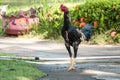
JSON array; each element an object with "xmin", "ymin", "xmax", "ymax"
[
  {"xmin": 0, "ymin": 0, "xmax": 120, "ymax": 44},
  {"xmin": 71, "ymin": 0, "xmax": 120, "ymax": 44}
]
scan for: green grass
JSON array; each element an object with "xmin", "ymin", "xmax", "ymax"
[
  {"xmin": 0, "ymin": 59, "xmax": 46, "ymax": 80},
  {"xmin": 0, "ymin": 53, "xmax": 14, "ymax": 56}
]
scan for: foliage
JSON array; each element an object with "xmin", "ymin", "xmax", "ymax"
[
  {"xmin": 0, "ymin": 20, "xmax": 5, "ymax": 36},
  {"xmin": 71, "ymin": 0, "xmax": 120, "ymax": 44},
  {"xmin": 0, "ymin": 0, "xmax": 120, "ymax": 44},
  {"xmin": 37, "ymin": 8, "xmax": 63, "ymax": 39}
]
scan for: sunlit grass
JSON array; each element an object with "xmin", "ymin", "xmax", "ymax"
[
  {"xmin": 0, "ymin": 59, "xmax": 46, "ymax": 80},
  {"xmin": 0, "ymin": 52, "xmax": 14, "ymax": 56}
]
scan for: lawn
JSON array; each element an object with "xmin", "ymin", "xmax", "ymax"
[
  {"xmin": 0, "ymin": 52, "xmax": 14, "ymax": 56},
  {"xmin": 0, "ymin": 59, "xmax": 46, "ymax": 80}
]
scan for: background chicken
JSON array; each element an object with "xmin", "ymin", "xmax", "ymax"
[{"xmin": 60, "ymin": 4, "xmax": 94, "ymax": 71}]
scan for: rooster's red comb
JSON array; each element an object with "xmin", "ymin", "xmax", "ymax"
[{"xmin": 59, "ymin": 4, "xmax": 68, "ymax": 12}]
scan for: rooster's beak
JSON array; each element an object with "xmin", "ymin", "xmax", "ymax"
[{"xmin": 59, "ymin": 6, "xmax": 62, "ymax": 11}]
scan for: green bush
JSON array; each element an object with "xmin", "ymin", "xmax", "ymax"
[
  {"xmin": 36, "ymin": 8, "xmax": 63, "ymax": 39},
  {"xmin": 36, "ymin": 0, "xmax": 120, "ymax": 43},
  {"xmin": 0, "ymin": 20, "xmax": 5, "ymax": 36},
  {"xmin": 71, "ymin": 0, "xmax": 120, "ymax": 44}
]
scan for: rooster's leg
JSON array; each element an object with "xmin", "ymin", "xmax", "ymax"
[
  {"xmin": 68, "ymin": 42, "xmax": 79, "ymax": 71},
  {"xmin": 65, "ymin": 42, "xmax": 74, "ymax": 71},
  {"xmin": 68, "ymin": 57, "xmax": 75, "ymax": 71}
]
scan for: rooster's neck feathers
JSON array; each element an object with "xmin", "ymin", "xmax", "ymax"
[{"xmin": 63, "ymin": 11, "xmax": 71, "ymax": 30}]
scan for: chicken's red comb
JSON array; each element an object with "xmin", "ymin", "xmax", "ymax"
[
  {"xmin": 60, "ymin": 4, "xmax": 66, "ymax": 8},
  {"xmin": 59, "ymin": 4, "xmax": 68, "ymax": 12}
]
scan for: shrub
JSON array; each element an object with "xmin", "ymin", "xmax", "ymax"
[
  {"xmin": 71, "ymin": 0, "xmax": 120, "ymax": 44},
  {"xmin": 29, "ymin": 7, "xmax": 63, "ymax": 39}
]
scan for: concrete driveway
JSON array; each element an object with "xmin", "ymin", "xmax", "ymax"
[{"xmin": 0, "ymin": 37, "xmax": 120, "ymax": 80}]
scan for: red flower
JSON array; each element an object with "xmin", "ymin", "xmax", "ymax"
[
  {"xmin": 80, "ymin": 22, "xmax": 86, "ymax": 28},
  {"xmin": 45, "ymin": 13, "xmax": 51, "ymax": 17},
  {"xmin": 93, "ymin": 20, "xmax": 99, "ymax": 27},
  {"xmin": 80, "ymin": 17, "xmax": 84, "ymax": 22},
  {"xmin": 110, "ymin": 31, "xmax": 117, "ymax": 37}
]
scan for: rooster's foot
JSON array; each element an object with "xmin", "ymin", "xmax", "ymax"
[{"xmin": 67, "ymin": 66, "xmax": 75, "ymax": 71}]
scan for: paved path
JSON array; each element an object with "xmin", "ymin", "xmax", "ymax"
[
  {"xmin": 0, "ymin": 37, "xmax": 120, "ymax": 80},
  {"xmin": 38, "ymin": 62, "xmax": 120, "ymax": 80}
]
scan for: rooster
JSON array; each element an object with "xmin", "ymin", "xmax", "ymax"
[{"xmin": 60, "ymin": 4, "xmax": 94, "ymax": 71}]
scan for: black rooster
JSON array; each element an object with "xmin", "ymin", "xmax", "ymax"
[{"xmin": 60, "ymin": 4, "xmax": 94, "ymax": 71}]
